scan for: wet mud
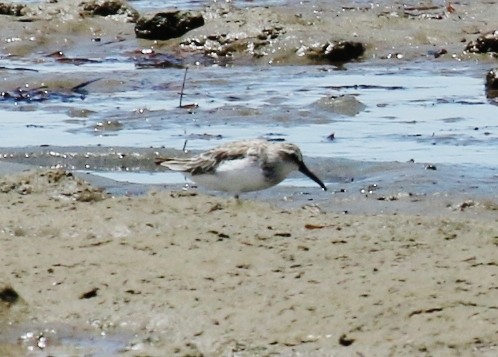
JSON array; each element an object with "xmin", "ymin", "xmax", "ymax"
[
  {"xmin": 1, "ymin": 0, "xmax": 498, "ymax": 66},
  {"xmin": 1, "ymin": 168, "xmax": 498, "ymax": 356}
]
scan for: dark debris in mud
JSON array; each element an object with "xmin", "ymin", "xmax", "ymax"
[
  {"xmin": 323, "ymin": 84, "xmax": 404, "ymax": 91},
  {"xmin": 299, "ymin": 41, "xmax": 365, "ymax": 64},
  {"xmin": 485, "ymin": 68, "xmax": 498, "ymax": 104},
  {"xmin": 0, "ymin": 286, "xmax": 20, "ymax": 305},
  {"xmin": 79, "ymin": 287, "xmax": 99, "ymax": 299},
  {"xmin": 131, "ymin": 49, "xmax": 184, "ymax": 69},
  {"xmin": 0, "ymin": 78, "xmax": 100, "ymax": 103},
  {"xmin": 0, "ymin": 66, "xmax": 38, "ymax": 72},
  {"xmin": 486, "ymin": 68, "xmax": 498, "ymax": 90},
  {"xmin": 183, "ymin": 133, "xmax": 223, "ymax": 141},
  {"xmin": 47, "ymin": 50, "xmax": 102, "ymax": 65},
  {"xmin": 465, "ymin": 30, "xmax": 498, "ymax": 54}
]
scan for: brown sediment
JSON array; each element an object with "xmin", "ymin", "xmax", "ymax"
[
  {"xmin": 0, "ymin": 168, "xmax": 497, "ymax": 355},
  {"xmin": 0, "ymin": 0, "xmax": 497, "ymax": 65}
]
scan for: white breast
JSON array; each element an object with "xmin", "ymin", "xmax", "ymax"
[{"xmin": 189, "ymin": 157, "xmax": 273, "ymax": 193}]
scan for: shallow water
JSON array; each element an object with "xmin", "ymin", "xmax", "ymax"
[
  {"xmin": 1, "ymin": 0, "xmax": 498, "ymax": 193},
  {"xmin": 1, "ymin": 60, "xmax": 496, "ymax": 163},
  {"xmin": 0, "ymin": 323, "xmax": 133, "ymax": 357}
]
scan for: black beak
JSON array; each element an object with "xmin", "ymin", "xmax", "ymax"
[{"xmin": 298, "ymin": 162, "xmax": 327, "ymax": 191}]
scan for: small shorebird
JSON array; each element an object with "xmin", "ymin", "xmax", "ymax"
[{"xmin": 155, "ymin": 139, "xmax": 327, "ymax": 198}]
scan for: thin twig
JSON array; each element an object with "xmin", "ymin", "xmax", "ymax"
[{"xmin": 179, "ymin": 67, "xmax": 188, "ymax": 108}]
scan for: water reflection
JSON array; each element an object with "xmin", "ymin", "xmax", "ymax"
[{"xmin": 0, "ymin": 62, "xmax": 497, "ymax": 167}]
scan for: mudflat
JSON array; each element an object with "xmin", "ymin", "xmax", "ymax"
[
  {"xmin": 1, "ymin": 168, "xmax": 497, "ymax": 356},
  {"xmin": 1, "ymin": 0, "xmax": 497, "ymax": 64}
]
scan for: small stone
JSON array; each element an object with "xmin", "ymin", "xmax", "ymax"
[
  {"xmin": 338, "ymin": 333, "xmax": 355, "ymax": 346},
  {"xmin": 486, "ymin": 68, "xmax": 498, "ymax": 90},
  {"xmin": 0, "ymin": 286, "xmax": 20, "ymax": 304},
  {"xmin": 465, "ymin": 30, "xmax": 498, "ymax": 53},
  {"xmin": 0, "ymin": 3, "xmax": 26, "ymax": 16},
  {"xmin": 433, "ymin": 48, "xmax": 447, "ymax": 58},
  {"xmin": 305, "ymin": 40, "xmax": 365, "ymax": 63},
  {"xmin": 79, "ymin": 287, "xmax": 99, "ymax": 299}
]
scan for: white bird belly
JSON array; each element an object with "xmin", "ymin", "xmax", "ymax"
[{"xmin": 189, "ymin": 157, "xmax": 273, "ymax": 193}]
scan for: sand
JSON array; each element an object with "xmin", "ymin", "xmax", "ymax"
[{"xmin": 1, "ymin": 168, "xmax": 497, "ymax": 356}]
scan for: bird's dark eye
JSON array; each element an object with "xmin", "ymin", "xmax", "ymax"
[{"xmin": 288, "ymin": 152, "xmax": 301, "ymax": 164}]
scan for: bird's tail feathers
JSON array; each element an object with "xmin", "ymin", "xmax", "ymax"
[{"xmin": 155, "ymin": 157, "xmax": 192, "ymax": 172}]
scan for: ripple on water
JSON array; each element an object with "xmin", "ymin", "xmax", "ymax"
[
  {"xmin": 0, "ymin": 323, "xmax": 134, "ymax": 356},
  {"xmin": 0, "ymin": 57, "xmax": 497, "ymax": 191}
]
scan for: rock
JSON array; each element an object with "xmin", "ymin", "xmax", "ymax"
[
  {"xmin": 0, "ymin": 2, "xmax": 26, "ymax": 16},
  {"xmin": 301, "ymin": 40, "xmax": 365, "ymax": 63},
  {"xmin": 135, "ymin": 11, "xmax": 205, "ymax": 40},
  {"xmin": 432, "ymin": 48, "xmax": 448, "ymax": 58},
  {"xmin": 79, "ymin": 287, "xmax": 99, "ymax": 299},
  {"xmin": 313, "ymin": 95, "xmax": 366, "ymax": 116},
  {"xmin": 465, "ymin": 30, "xmax": 498, "ymax": 53},
  {"xmin": 178, "ymin": 7, "xmax": 287, "ymax": 63},
  {"xmin": 485, "ymin": 68, "xmax": 498, "ymax": 90},
  {"xmin": 338, "ymin": 333, "xmax": 355, "ymax": 346},
  {"xmin": 80, "ymin": 0, "xmax": 139, "ymax": 23},
  {"xmin": 486, "ymin": 68, "xmax": 498, "ymax": 103},
  {"xmin": 0, "ymin": 283, "xmax": 26, "ymax": 321}
]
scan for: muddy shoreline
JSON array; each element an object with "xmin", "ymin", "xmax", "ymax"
[
  {"xmin": 1, "ymin": 145, "xmax": 497, "ymax": 217},
  {"xmin": 1, "ymin": 167, "xmax": 498, "ymax": 356},
  {"xmin": 1, "ymin": 0, "xmax": 497, "ymax": 66}
]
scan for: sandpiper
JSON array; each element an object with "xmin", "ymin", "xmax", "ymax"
[{"xmin": 155, "ymin": 139, "xmax": 327, "ymax": 198}]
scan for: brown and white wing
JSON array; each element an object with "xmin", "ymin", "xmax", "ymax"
[
  {"xmin": 190, "ymin": 140, "xmax": 269, "ymax": 175},
  {"xmin": 156, "ymin": 139, "xmax": 270, "ymax": 175}
]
